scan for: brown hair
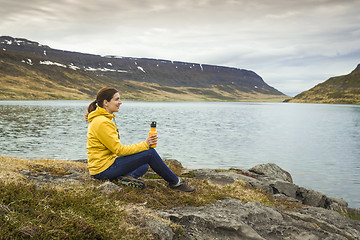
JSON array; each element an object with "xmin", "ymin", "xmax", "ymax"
[{"xmin": 85, "ymin": 87, "xmax": 119, "ymax": 120}]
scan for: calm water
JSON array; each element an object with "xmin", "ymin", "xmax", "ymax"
[{"xmin": 1, "ymin": 100, "xmax": 359, "ymax": 208}]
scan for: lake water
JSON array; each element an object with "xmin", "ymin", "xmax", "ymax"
[{"xmin": 1, "ymin": 100, "xmax": 359, "ymax": 208}]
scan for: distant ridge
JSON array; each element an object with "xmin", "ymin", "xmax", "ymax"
[
  {"xmin": 288, "ymin": 64, "xmax": 360, "ymax": 104},
  {"xmin": 0, "ymin": 36, "xmax": 286, "ymax": 101}
]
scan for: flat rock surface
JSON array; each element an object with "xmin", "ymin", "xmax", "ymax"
[{"xmin": 158, "ymin": 198, "xmax": 360, "ymax": 240}]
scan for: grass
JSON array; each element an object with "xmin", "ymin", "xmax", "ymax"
[
  {"xmin": 289, "ymin": 67, "xmax": 360, "ymax": 105},
  {"xmin": 349, "ymin": 215, "xmax": 360, "ymax": 221},
  {"xmin": 0, "ymin": 155, "xmax": 303, "ymax": 239}
]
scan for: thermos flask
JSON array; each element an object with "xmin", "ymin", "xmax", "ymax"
[{"xmin": 148, "ymin": 121, "xmax": 157, "ymax": 148}]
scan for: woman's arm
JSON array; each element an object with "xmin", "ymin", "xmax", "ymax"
[{"xmin": 96, "ymin": 120, "xmax": 149, "ymax": 156}]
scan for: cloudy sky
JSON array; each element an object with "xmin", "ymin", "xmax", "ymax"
[{"xmin": 1, "ymin": 0, "xmax": 359, "ymax": 96}]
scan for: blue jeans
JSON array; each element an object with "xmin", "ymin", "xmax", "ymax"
[{"xmin": 92, "ymin": 148, "xmax": 179, "ymax": 185}]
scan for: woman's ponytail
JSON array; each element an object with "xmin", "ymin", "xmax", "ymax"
[{"xmin": 84, "ymin": 100, "xmax": 97, "ymax": 121}]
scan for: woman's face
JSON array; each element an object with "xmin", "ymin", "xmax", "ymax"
[{"xmin": 104, "ymin": 92, "xmax": 122, "ymax": 114}]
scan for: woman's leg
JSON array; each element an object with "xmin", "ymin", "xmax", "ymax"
[
  {"xmin": 92, "ymin": 148, "xmax": 179, "ymax": 185},
  {"xmin": 128, "ymin": 164, "xmax": 149, "ymax": 178}
]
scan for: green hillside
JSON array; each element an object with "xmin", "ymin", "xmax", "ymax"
[
  {"xmin": 288, "ymin": 64, "xmax": 360, "ymax": 104},
  {"xmin": 0, "ymin": 36, "xmax": 287, "ymax": 102}
]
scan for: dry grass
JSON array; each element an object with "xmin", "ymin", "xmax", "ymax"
[
  {"xmin": 0, "ymin": 70, "xmax": 286, "ymax": 102},
  {"xmin": 120, "ymin": 80, "xmax": 288, "ymax": 102},
  {"xmin": 0, "ymin": 156, "xmax": 88, "ymax": 183},
  {"xmin": 0, "ymin": 75, "xmax": 91, "ymax": 100},
  {"xmin": 0, "ymin": 155, "xmax": 301, "ymax": 239}
]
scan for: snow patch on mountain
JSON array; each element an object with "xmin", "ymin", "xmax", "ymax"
[
  {"xmin": 40, "ymin": 60, "xmax": 67, "ymax": 68},
  {"xmin": 84, "ymin": 66, "xmax": 128, "ymax": 73},
  {"xmin": 22, "ymin": 59, "xmax": 33, "ymax": 65},
  {"xmin": 137, "ymin": 66, "xmax": 146, "ymax": 73}
]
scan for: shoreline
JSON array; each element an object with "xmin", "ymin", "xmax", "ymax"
[
  {"xmin": 0, "ymin": 155, "xmax": 359, "ymax": 239},
  {"xmin": 0, "ymin": 96, "xmax": 289, "ymax": 103},
  {"xmin": 1, "ymin": 154, "xmax": 359, "ymax": 209}
]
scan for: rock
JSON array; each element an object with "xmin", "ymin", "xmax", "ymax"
[
  {"xmin": 158, "ymin": 198, "xmax": 268, "ymax": 240},
  {"xmin": 191, "ymin": 164, "xmax": 354, "ymax": 212},
  {"xmin": 189, "ymin": 169, "xmax": 274, "ymax": 193},
  {"xmin": 328, "ymin": 197, "xmax": 348, "ymax": 208},
  {"xmin": 96, "ymin": 181, "xmax": 123, "ymax": 194},
  {"xmin": 123, "ymin": 204, "xmax": 178, "ymax": 240},
  {"xmin": 190, "ymin": 169, "xmax": 236, "ymax": 185},
  {"xmin": 270, "ymin": 180, "xmax": 298, "ymax": 198},
  {"xmin": 19, "ymin": 168, "xmax": 85, "ymax": 183},
  {"xmin": 301, "ymin": 188, "xmax": 327, "ymax": 208},
  {"xmin": 164, "ymin": 159, "xmax": 183, "ymax": 169},
  {"xmin": 158, "ymin": 198, "xmax": 360, "ymax": 240},
  {"xmin": 249, "ymin": 163, "xmax": 293, "ymax": 183},
  {"xmin": 284, "ymin": 206, "xmax": 360, "ymax": 240},
  {"xmin": 327, "ymin": 197, "xmax": 349, "ymax": 211},
  {"xmin": 145, "ymin": 219, "xmax": 177, "ymax": 240},
  {"xmin": 20, "ymin": 169, "xmax": 32, "ymax": 175},
  {"xmin": 273, "ymin": 193, "xmax": 302, "ymax": 204}
]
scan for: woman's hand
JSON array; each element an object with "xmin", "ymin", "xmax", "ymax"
[{"xmin": 146, "ymin": 134, "xmax": 158, "ymax": 147}]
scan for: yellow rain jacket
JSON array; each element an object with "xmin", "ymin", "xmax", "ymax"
[{"xmin": 86, "ymin": 107, "xmax": 149, "ymax": 175}]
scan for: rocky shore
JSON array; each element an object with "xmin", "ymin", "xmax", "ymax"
[
  {"xmin": 16, "ymin": 158, "xmax": 360, "ymax": 240},
  {"xmin": 157, "ymin": 163, "xmax": 360, "ymax": 239}
]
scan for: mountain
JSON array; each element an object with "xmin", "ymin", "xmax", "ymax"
[
  {"xmin": 288, "ymin": 65, "xmax": 360, "ymax": 104},
  {"xmin": 0, "ymin": 36, "xmax": 286, "ymax": 101}
]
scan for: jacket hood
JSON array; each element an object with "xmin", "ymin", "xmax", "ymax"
[{"xmin": 88, "ymin": 107, "xmax": 115, "ymax": 122}]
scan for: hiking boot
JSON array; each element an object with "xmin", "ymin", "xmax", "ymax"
[
  {"xmin": 169, "ymin": 178, "xmax": 195, "ymax": 193},
  {"xmin": 113, "ymin": 176, "xmax": 146, "ymax": 190}
]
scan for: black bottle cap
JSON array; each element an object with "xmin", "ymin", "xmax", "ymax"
[{"xmin": 150, "ymin": 121, "xmax": 156, "ymax": 128}]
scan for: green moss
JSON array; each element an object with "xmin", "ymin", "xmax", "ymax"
[{"xmin": 0, "ymin": 182, "xmax": 113, "ymax": 239}]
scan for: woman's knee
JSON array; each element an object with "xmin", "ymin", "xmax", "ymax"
[
  {"xmin": 147, "ymin": 148, "xmax": 157, "ymax": 154},
  {"xmin": 147, "ymin": 148, "xmax": 162, "ymax": 159}
]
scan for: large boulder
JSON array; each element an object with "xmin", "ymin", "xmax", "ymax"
[
  {"xmin": 249, "ymin": 163, "xmax": 293, "ymax": 183},
  {"xmin": 158, "ymin": 198, "xmax": 360, "ymax": 240},
  {"xmin": 188, "ymin": 163, "xmax": 352, "ymax": 211}
]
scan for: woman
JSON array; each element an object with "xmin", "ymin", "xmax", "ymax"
[{"xmin": 85, "ymin": 87, "xmax": 195, "ymax": 192}]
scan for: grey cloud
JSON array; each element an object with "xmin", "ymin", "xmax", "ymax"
[{"xmin": 0, "ymin": 0, "xmax": 359, "ymax": 94}]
